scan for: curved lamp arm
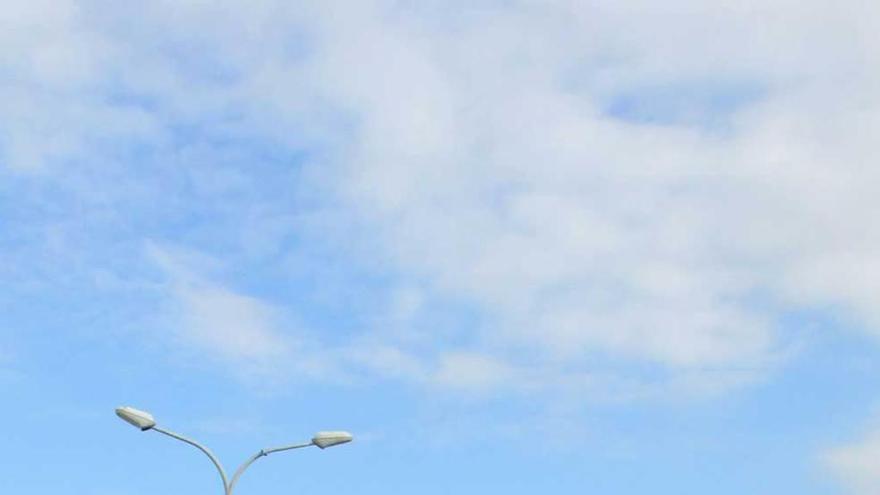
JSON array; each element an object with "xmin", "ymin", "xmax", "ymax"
[
  {"xmin": 153, "ymin": 426, "xmax": 230, "ymax": 494},
  {"xmin": 228, "ymin": 442, "xmax": 313, "ymax": 495}
]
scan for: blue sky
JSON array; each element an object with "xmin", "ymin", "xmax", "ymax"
[{"xmin": 3, "ymin": 1, "xmax": 880, "ymax": 493}]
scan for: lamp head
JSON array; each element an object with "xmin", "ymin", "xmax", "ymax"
[
  {"xmin": 312, "ymin": 431, "xmax": 353, "ymax": 449},
  {"xmin": 116, "ymin": 406, "xmax": 156, "ymax": 431}
]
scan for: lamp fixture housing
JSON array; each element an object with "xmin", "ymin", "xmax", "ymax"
[
  {"xmin": 312, "ymin": 431, "xmax": 353, "ymax": 449},
  {"xmin": 116, "ymin": 406, "xmax": 156, "ymax": 431}
]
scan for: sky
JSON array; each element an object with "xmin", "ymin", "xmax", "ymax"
[{"xmin": 2, "ymin": 0, "xmax": 880, "ymax": 493}]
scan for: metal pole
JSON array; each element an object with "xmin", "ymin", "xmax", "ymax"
[
  {"xmin": 153, "ymin": 426, "xmax": 231, "ymax": 495},
  {"xmin": 227, "ymin": 442, "xmax": 313, "ymax": 495}
]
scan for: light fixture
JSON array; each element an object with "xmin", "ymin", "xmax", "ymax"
[
  {"xmin": 115, "ymin": 406, "xmax": 352, "ymax": 495},
  {"xmin": 312, "ymin": 431, "xmax": 354, "ymax": 449},
  {"xmin": 116, "ymin": 406, "xmax": 156, "ymax": 431}
]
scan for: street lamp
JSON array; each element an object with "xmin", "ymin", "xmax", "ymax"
[{"xmin": 115, "ymin": 406, "xmax": 352, "ymax": 495}]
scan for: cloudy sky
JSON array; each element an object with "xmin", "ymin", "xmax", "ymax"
[{"xmin": 2, "ymin": 0, "xmax": 880, "ymax": 493}]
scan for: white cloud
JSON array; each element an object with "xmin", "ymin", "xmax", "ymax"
[
  {"xmin": 174, "ymin": 283, "xmax": 288, "ymax": 362},
  {"xmin": 342, "ymin": 344, "xmax": 428, "ymax": 383},
  {"xmin": 0, "ymin": 0, "xmax": 161, "ymax": 170},
  {"xmin": 148, "ymin": 245, "xmax": 293, "ymax": 375},
  {"xmin": 432, "ymin": 352, "xmax": 517, "ymax": 392},
  {"xmin": 4, "ymin": 0, "xmax": 880, "ymax": 399},
  {"xmin": 295, "ymin": 0, "xmax": 851, "ymax": 388},
  {"xmin": 825, "ymin": 425, "xmax": 880, "ymax": 495}
]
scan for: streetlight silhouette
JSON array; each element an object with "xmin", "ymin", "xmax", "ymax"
[{"xmin": 115, "ymin": 406, "xmax": 352, "ymax": 494}]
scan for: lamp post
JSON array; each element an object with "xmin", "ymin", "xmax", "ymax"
[{"xmin": 115, "ymin": 406, "xmax": 352, "ymax": 495}]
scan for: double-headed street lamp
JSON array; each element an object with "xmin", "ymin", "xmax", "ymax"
[{"xmin": 116, "ymin": 406, "xmax": 352, "ymax": 494}]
